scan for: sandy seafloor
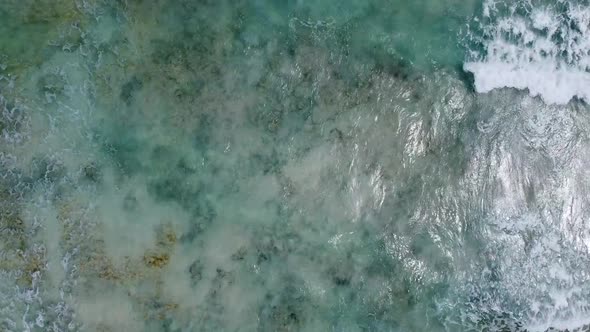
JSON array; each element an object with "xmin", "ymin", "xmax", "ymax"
[{"xmin": 2, "ymin": 0, "xmax": 590, "ymax": 331}]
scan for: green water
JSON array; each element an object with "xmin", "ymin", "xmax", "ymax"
[{"xmin": 2, "ymin": 1, "xmax": 590, "ymax": 331}]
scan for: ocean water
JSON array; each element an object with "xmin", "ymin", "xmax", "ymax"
[{"xmin": 1, "ymin": 0, "xmax": 590, "ymax": 331}]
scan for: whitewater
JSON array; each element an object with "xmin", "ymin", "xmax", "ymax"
[{"xmin": 465, "ymin": 0, "xmax": 590, "ymax": 104}]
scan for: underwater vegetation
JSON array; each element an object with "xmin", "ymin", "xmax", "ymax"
[{"xmin": 1, "ymin": 0, "xmax": 590, "ymax": 331}]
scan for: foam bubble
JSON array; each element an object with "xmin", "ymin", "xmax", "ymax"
[
  {"xmin": 464, "ymin": 0, "xmax": 590, "ymax": 105},
  {"xmin": 464, "ymin": 61, "xmax": 590, "ymax": 105}
]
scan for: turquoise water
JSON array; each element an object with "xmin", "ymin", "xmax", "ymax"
[{"xmin": 2, "ymin": 1, "xmax": 590, "ymax": 331}]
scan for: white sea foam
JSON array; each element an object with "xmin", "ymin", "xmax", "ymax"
[{"xmin": 464, "ymin": 1, "xmax": 590, "ymax": 105}]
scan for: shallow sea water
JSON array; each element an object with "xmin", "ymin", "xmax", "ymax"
[{"xmin": 2, "ymin": 0, "xmax": 590, "ymax": 331}]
